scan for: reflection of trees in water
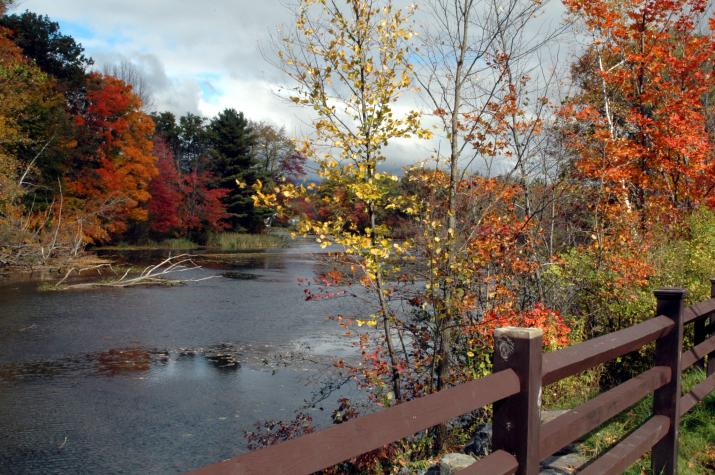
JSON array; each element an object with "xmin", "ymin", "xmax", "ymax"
[
  {"xmin": 0, "ymin": 345, "xmax": 245, "ymax": 381},
  {"xmin": 97, "ymin": 348, "xmax": 152, "ymax": 375},
  {"xmin": 0, "ymin": 360, "xmax": 82, "ymax": 380},
  {"xmin": 0, "ymin": 348, "xmax": 166, "ymax": 380},
  {"xmin": 202, "ymin": 344, "xmax": 241, "ymax": 370},
  {"xmin": 0, "ymin": 342, "xmax": 354, "ymax": 383},
  {"xmin": 97, "ymin": 345, "xmax": 241, "ymax": 374}
]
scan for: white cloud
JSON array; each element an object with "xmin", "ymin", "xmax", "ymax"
[
  {"xmin": 11, "ymin": 0, "xmax": 570, "ymax": 174},
  {"xmin": 197, "ymin": 76, "xmax": 306, "ymax": 133},
  {"xmin": 13, "ymin": 0, "xmax": 295, "ymax": 117}
]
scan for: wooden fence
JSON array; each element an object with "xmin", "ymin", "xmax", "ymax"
[{"xmin": 189, "ymin": 282, "xmax": 715, "ymax": 475}]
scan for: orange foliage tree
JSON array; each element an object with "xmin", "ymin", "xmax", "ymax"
[
  {"xmin": 550, "ymin": 0, "xmax": 715, "ymax": 345},
  {"xmin": 563, "ymin": 0, "xmax": 715, "ymax": 230},
  {"xmin": 68, "ymin": 73, "xmax": 157, "ymax": 242}
]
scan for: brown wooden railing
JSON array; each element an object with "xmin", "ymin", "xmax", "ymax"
[{"xmin": 188, "ymin": 280, "xmax": 715, "ymax": 475}]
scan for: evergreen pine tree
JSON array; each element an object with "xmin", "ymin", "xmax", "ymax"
[
  {"xmin": 208, "ymin": 108, "xmax": 269, "ymax": 231},
  {"xmin": 178, "ymin": 113, "xmax": 209, "ymax": 173},
  {"xmin": 151, "ymin": 111, "xmax": 181, "ymax": 161}
]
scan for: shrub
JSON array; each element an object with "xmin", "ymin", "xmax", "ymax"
[{"xmin": 206, "ymin": 232, "xmax": 285, "ymax": 250}]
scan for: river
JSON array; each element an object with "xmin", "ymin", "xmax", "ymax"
[{"xmin": 0, "ymin": 241, "xmax": 367, "ymax": 474}]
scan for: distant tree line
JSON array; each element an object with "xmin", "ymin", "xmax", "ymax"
[{"xmin": 0, "ymin": 8, "xmax": 305, "ymax": 265}]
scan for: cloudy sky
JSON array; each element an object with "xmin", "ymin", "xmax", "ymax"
[
  {"xmin": 12, "ymin": 1, "xmax": 302, "ymax": 125},
  {"xmin": 10, "ymin": 0, "xmax": 573, "ymax": 172}
]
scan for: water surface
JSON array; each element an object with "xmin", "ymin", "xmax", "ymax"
[{"xmin": 0, "ymin": 242, "xmax": 364, "ymax": 474}]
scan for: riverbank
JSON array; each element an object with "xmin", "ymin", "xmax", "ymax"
[
  {"xmin": 0, "ymin": 233, "xmax": 290, "ymax": 282},
  {"xmin": 93, "ymin": 232, "xmax": 287, "ymax": 252},
  {"xmin": 0, "ymin": 254, "xmax": 115, "ymax": 283}
]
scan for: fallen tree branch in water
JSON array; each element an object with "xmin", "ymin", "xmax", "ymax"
[{"xmin": 52, "ymin": 254, "xmax": 217, "ymax": 290}]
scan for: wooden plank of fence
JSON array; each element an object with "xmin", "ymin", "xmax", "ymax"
[
  {"xmin": 542, "ymin": 316, "xmax": 674, "ymax": 386},
  {"xmin": 651, "ymin": 288, "xmax": 686, "ymax": 475},
  {"xmin": 578, "ymin": 415, "xmax": 670, "ymax": 475},
  {"xmin": 688, "ymin": 282, "xmax": 715, "ymax": 372},
  {"xmin": 694, "ymin": 318, "xmax": 707, "ymax": 369},
  {"xmin": 492, "ymin": 327, "xmax": 543, "ymax": 475},
  {"xmin": 680, "ymin": 371, "xmax": 715, "ymax": 415},
  {"xmin": 455, "ymin": 450, "xmax": 518, "ymax": 475},
  {"xmin": 682, "ymin": 297, "xmax": 715, "ymax": 324},
  {"xmin": 709, "ymin": 279, "xmax": 715, "ymax": 377},
  {"xmin": 539, "ymin": 365, "xmax": 671, "ymax": 459},
  {"xmin": 187, "ymin": 369, "xmax": 520, "ymax": 475},
  {"xmin": 681, "ymin": 333, "xmax": 715, "ymax": 371}
]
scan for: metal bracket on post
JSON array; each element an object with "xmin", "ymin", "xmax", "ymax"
[
  {"xmin": 652, "ymin": 288, "xmax": 686, "ymax": 475},
  {"xmin": 492, "ymin": 327, "xmax": 543, "ymax": 475}
]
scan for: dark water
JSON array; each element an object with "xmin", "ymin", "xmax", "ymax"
[{"xmin": 0, "ymin": 242, "xmax": 366, "ymax": 474}]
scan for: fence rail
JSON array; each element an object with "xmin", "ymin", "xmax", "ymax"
[{"xmin": 189, "ymin": 280, "xmax": 715, "ymax": 475}]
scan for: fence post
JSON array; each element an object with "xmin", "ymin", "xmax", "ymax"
[
  {"xmin": 651, "ymin": 288, "xmax": 686, "ymax": 475},
  {"xmin": 492, "ymin": 327, "xmax": 543, "ymax": 475}
]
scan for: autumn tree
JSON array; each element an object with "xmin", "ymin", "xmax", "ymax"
[
  {"xmin": 544, "ymin": 0, "xmax": 715, "ymax": 349},
  {"xmin": 179, "ymin": 167, "xmax": 229, "ymax": 238},
  {"xmin": 146, "ymin": 136, "xmax": 230, "ymax": 239},
  {"xmin": 257, "ymin": 0, "xmax": 431, "ymax": 403},
  {"xmin": 251, "ymin": 121, "xmax": 306, "ymax": 181},
  {"xmin": 68, "ymin": 73, "xmax": 157, "ymax": 242},
  {"xmin": 0, "ymin": 21, "xmax": 37, "ymax": 221},
  {"xmin": 0, "ymin": 16, "xmax": 77, "ymax": 261},
  {"xmin": 147, "ymin": 138, "xmax": 182, "ymax": 234},
  {"xmin": 0, "ymin": 10, "xmax": 77, "ymax": 205},
  {"xmin": 563, "ymin": 0, "xmax": 715, "ymax": 229}
]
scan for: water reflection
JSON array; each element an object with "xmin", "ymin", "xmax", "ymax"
[
  {"xmin": 221, "ymin": 271, "xmax": 258, "ymax": 280},
  {"xmin": 0, "ymin": 356, "xmax": 94, "ymax": 380},
  {"xmin": 202, "ymin": 343, "xmax": 241, "ymax": 370},
  {"xmin": 0, "ymin": 344, "xmax": 251, "ymax": 381},
  {"xmin": 97, "ymin": 348, "xmax": 152, "ymax": 375}
]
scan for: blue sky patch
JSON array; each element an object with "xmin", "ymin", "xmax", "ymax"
[
  {"xmin": 57, "ymin": 19, "xmax": 94, "ymax": 42},
  {"xmin": 199, "ymin": 80, "xmax": 220, "ymax": 103}
]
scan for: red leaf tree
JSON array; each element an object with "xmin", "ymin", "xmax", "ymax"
[
  {"xmin": 179, "ymin": 166, "xmax": 230, "ymax": 236},
  {"xmin": 147, "ymin": 138, "xmax": 182, "ymax": 234}
]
